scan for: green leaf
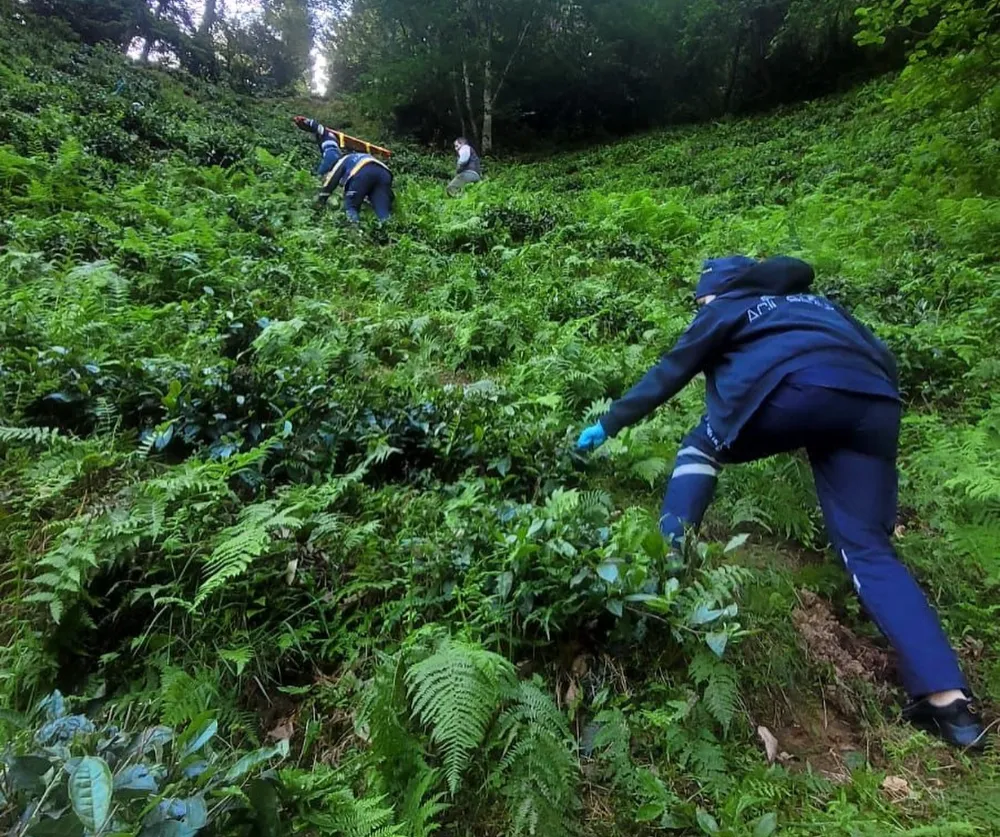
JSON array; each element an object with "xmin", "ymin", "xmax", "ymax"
[
  {"xmin": 114, "ymin": 764, "xmax": 158, "ymax": 793},
  {"xmin": 635, "ymin": 802, "xmax": 665, "ymax": 822},
  {"xmin": 10, "ymin": 756, "xmax": 53, "ymax": 790},
  {"xmin": 130, "ymin": 725, "xmax": 174, "ymax": 756},
  {"xmin": 596, "ymin": 561, "xmax": 620, "ymax": 584},
  {"xmin": 163, "ymin": 379, "xmax": 182, "ymax": 410},
  {"xmin": 180, "ymin": 718, "xmax": 217, "ymax": 758},
  {"xmin": 222, "ymin": 740, "xmax": 288, "ymax": 783},
  {"xmin": 496, "ymin": 571, "xmax": 513, "ymax": 601},
  {"xmin": 753, "ymin": 812, "xmax": 778, "ymax": 837},
  {"xmin": 183, "ymin": 797, "xmax": 208, "ymax": 830},
  {"xmin": 604, "ymin": 599, "xmax": 623, "ymax": 618},
  {"xmin": 69, "ymin": 756, "xmax": 113, "ymax": 833},
  {"xmin": 690, "ymin": 603, "xmax": 724, "ymax": 626},
  {"xmin": 247, "ymin": 778, "xmax": 281, "ymax": 837},
  {"xmin": 696, "ymin": 807, "xmax": 720, "ymax": 834},
  {"xmin": 28, "ymin": 814, "xmax": 84, "ymax": 837},
  {"xmin": 724, "ymin": 533, "xmax": 750, "ymax": 553},
  {"xmin": 705, "ymin": 631, "xmax": 728, "ymax": 657},
  {"xmin": 642, "ymin": 595, "xmax": 677, "ymax": 615}
]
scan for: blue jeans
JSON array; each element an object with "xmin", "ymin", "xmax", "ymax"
[
  {"xmin": 344, "ymin": 166, "xmax": 393, "ymax": 222},
  {"xmin": 662, "ymin": 379, "xmax": 966, "ymax": 698}
]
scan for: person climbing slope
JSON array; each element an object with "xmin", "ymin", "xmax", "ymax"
[
  {"xmin": 292, "ymin": 115, "xmax": 393, "ymax": 223},
  {"xmin": 575, "ymin": 255, "xmax": 986, "ymax": 750},
  {"xmin": 317, "ymin": 151, "xmax": 394, "ymax": 223},
  {"xmin": 447, "ymin": 137, "xmax": 482, "ymax": 196}
]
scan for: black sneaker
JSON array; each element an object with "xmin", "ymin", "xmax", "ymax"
[{"xmin": 903, "ymin": 697, "xmax": 988, "ymax": 750}]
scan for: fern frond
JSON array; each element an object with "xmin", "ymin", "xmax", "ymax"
[
  {"xmin": 361, "ymin": 652, "xmax": 430, "ymax": 795},
  {"xmin": 405, "ymin": 639, "xmax": 515, "ymax": 795},
  {"xmin": 159, "ymin": 667, "xmax": 218, "ymax": 726},
  {"xmin": 0, "ymin": 425, "xmax": 65, "ymax": 446},
  {"xmin": 631, "ymin": 456, "xmax": 670, "ymax": 487},
  {"xmin": 490, "ymin": 681, "xmax": 578, "ymax": 837},
  {"xmin": 304, "ymin": 789, "xmax": 404, "ymax": 837},
  {"xmin": 397, "ymin": 766, "xmax": 448, "ymax": 837},
  {"xmin": 681, "ymin": 728, "xmax": 727, "ymax": 784},
  {"xmin": 195, "ymin": 499, "xmax": 305, "ymax": 605},
  {"xmin": 689, "ymin": 652, "xmax": 739, "ymax": 732}
]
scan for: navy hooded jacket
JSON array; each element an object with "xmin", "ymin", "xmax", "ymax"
[{"xmin": 599, "ymin": 256, "xmax": 899, "ymax": 448}]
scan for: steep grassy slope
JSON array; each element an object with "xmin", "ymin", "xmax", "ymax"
[{"xmin": 1, "ymin": 17, "xmax": 999, "ymax": 837}]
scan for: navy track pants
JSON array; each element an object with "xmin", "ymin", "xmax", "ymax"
[
  {"xmin": 661, "ymin": 379, "xmax": 966, "ymax": 698},
  {"xmin": 344, "ymin": 165, "xmax": 393, "ymax": 223}
]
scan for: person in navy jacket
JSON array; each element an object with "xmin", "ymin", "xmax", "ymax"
[
  {"xmin": 293, "ymin": 116, "xmax": 394, "ymax": 223},
  {"xmin": 576, "ymin": 255, "xmax": 985, "ymax": 749},
  {"xmin": 317, "ymin": 152, "xmax": 394, "ymax": 223}
]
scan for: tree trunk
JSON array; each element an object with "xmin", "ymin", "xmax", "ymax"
[
  {"xmin": 138, "ymin": 0, "xmax": 169, "ymax": 63},
  {"xmin": 481, "ymin": 55, "xmax": 493, "ymax": 153},
  {"xmin": 191, "ymin": 0, "xmax": 219, "ymax": 76},
  {"xmin": 462, "ymin": 59, "xmax": 480, "ymax": 145},
  {"xmin": 451, "ymin": 73, "xmax": 467, "ymax": 138},
  {"xmin": 724, "ymin": 24, "xmax": 747, "ymax": 113},
  {"xmin": 481, "ymin": 12, "xmax": 535, "ymax": 154},
  {"xmin": 199, "ymin": 0, "xmax": 218, "ymax": 36}
]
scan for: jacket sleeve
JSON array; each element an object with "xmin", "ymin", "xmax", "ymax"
[
  {"xmin": 319, "ymin": 156, "xmax": 351, "ymax": 197},
  {"xmin": 600, "ymin": 309, "xmax": 731, "ymax": 437},
  {"xmin": 317, "ymin": 146, "xmax": 340, "ymax": 176},
  {"xmin": 832, "ymin": 302, "xmax": 899, "ymax": 387},
  {"xmin": 295, "ymin": 117, "xmax": 321, "ymax": 136}
]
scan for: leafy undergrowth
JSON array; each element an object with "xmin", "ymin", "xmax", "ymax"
[{"xmin": 2, "ymin": 17, "xmax": 1000, "ymax": 837}]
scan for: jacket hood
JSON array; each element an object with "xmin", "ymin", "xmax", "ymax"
[{"xmin": 695, "ymin": 255, "xmax": 814, "ymax": 299}]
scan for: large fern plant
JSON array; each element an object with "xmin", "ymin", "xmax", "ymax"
[{"xmin": 361, "ymin": 635, "xmax": 579, "ymax": 837}]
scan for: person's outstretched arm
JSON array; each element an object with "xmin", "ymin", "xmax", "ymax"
[
  {"xmin": 600, "ymin": 308, "xmax": 730, "ymax": 437},
  {"xmin": 293, "ymin": 115, "xmax": 325, "ymax": 139}
]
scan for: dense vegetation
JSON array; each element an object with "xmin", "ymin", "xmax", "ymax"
[
  {"xmin": 15, "ymin": 0, "xmax": 996, "ymax": 149},
  {"xmin": 2, "ymin": 4, "xmax": 1000, "ymax": 836},
  {"xmin": 329, "ymin": 0, "xmax": 897, "ymax": 147}
]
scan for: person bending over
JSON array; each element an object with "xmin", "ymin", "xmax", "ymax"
[
  {"xmin": 318, "ymin": 152, "xmax": 394, "ymax": 223},
  {"xmin": 576, "ymin": 254, "xmax": 986, "ymax": 750}
]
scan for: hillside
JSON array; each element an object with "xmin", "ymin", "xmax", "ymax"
[{"xmin": 2, "ymin": 17, "xmax": 999, "ymax": 837}]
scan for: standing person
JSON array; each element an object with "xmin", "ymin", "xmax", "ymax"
[
  {"xmin": 447, "ymin": 137, "xmax": 482, "ymax": 196},
  {"xmin": 575, "ymin": 255, "xmax": 986, "ymax": 750},
  {"xmin": 318, "ymin": 152, "xmax": 394, "ymax": 223}
]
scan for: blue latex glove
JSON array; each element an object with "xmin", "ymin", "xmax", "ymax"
[{"xmin": 576, "ymin": 422, "xmax": 608, "ymax": 451}]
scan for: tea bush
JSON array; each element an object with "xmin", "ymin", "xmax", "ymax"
[{"xmin": 1, "ymin": 14, "xmax": 998, "ymax": 836}]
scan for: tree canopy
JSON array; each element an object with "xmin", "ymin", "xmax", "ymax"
[
  {"xmin": 328, "ymin": 0, "xmax": 897, "ymax": 147},
  {"xmin": 6, "ymin": 0, "xmax": 998, "ymax": 144}
]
